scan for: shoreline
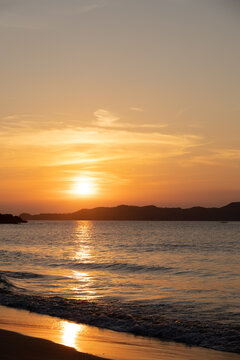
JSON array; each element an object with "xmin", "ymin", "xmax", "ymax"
[{"xmin": 1, "ymin": 306, "xmax": 240, "ymax": 360}]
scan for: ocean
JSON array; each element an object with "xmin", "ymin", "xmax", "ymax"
[{"xmin": 0, "ymin": 220, "xmax": 239, "ymax": 354}]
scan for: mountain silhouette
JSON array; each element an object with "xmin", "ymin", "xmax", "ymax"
[{"xmin": 20, "ymin": 202, "xmax": 240, "ymax": 221}]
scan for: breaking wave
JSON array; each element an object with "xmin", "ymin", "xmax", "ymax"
[{"xmin": 0, "ymin": 273, "xmax": 239, "ymax": 354}]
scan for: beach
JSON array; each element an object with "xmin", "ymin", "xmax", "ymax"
[{"xmin": 1, "ymin": 306, "xmax": 240, "ymax": 360}]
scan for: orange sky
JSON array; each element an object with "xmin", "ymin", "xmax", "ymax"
[{"xmin": 1, "ymin": 0, "xmax": 240, "ymax": 213}]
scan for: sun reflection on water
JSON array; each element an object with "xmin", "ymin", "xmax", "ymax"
[
  {"xmin": 72, "ymin": 270, "xmax": 96, "ymax": 299},
  {"xmin": 71, "ymin": 221, "xmax": 96, "ymax": 300},
  {"xmin": 73, "ymin": 221, "xmax": 92, "ymax": 262}
]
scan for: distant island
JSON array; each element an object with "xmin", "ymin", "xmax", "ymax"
[
  {"xmin": 0, "ymin": 214, "xmax": 26, "ymax": 224},
  {"xmin": 20, "ymin": 202, "xmax": 240, "ymax": 221}
]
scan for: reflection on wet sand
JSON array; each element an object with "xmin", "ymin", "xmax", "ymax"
[{"xmin": 61, "ymin": 321, "xmax": 84, "ymax": 349}]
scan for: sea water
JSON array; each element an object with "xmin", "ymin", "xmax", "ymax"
[{"xmin": 0, "ymin": 221, "xmax": 239, "ymax": 353}]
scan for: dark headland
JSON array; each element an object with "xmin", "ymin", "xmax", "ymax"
[
  {"xmin": 20, "ymin": 202, "xmax": 240, "ymax": 221},
  {"xmin": 0, "ymin": 214, "xmax": 26, "ymax": 224}
]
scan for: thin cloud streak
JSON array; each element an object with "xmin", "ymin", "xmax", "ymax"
[
  {"xmin": 2, "ymin": 126, "xmax": 200, "ymax": 148},
  {"xmin": 131, "ymin": 107, "xmax": 144, "ymax": 112},
  {"xmin": 93, "ymin": 109, "xmax": 120, "ymax": 127},
  {"xmin": 185, "ymin": 148, "xmax": 240, "ymax": 166},
  {"xmin": 0, "ymin": 0, "xmax": 108, "ymax": 29}
]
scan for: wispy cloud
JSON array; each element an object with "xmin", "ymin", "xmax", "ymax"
[
  {"xmin": 92, "ymin": 108, "xmax": 167, "ymax": 132},
  {"xmin": 93, "ymin": 109, "xmax": 120, "ymax": 127},
  {"xmin": 0, "ymin": 114, "xmax": 56, "ymax": 133},
  {"xmin": 214, "ymin": 149, "xmax": 240, "ymax": 160},
  {"xmin": 0, "ymin": 110, "xmax": 167, "ymax": 134},
  {"xmin": 185, "ymin": 148, "xmax": 240, "ymax": 166},
  {"xmin": 76, "ymin": 0, "xmax": 107, "ymax": 14},
  {"xmin": 0, "ymin": 107, "xmax": 204, "ymax": 196},
  {"xmin": 0, "ymin": 0, "xmax": 108, "ymax": 29},
  {"xmin": 2, "ymin": 126, "xmax": 200, "ymax": 148},
  {"xmin": 130, "ymin": 107, "xmax": 144, "ymax": 112},
  {"xmin": 0, "ymin": 109, "xmax": 201, "ymax": 151}
]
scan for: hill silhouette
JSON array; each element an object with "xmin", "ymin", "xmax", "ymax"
[
  {"xmin": 20, "ymin": 202, "xmax": 240, "ymax": 221},
  {"xmin": 0, "ymin": 214, "xmax": 26, "ymax": 224}
]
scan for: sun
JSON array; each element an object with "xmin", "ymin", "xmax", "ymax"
[
  {"xmin": 75, "ymin": 181, "xmax": 91, "ymax": 195},
  {"xmin": 71, "ymin": 178, "xmax": 95, "ymax": 196}
]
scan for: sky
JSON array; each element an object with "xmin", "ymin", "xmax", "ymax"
[{"xmin": 0, "ymin": 0, "xmax": 240, "ymax": 213}]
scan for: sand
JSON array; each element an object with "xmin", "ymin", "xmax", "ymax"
[
  {"xmin": 0, "ymin": 329, "xmax": 108, "ymax": 360},
  {"xmin": 1, "ymin": 306, "xmax": 240, "ymax": 360}
]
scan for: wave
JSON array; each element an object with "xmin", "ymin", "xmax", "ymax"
[
  {"xmin": 0, "ymin": 274, "xmax": 239, "ymax": 354},
  {"xmin": 0, "ymin": 271, "xmax": 45, "ymax": 279},
  {"xmin": 0, "ymin": 249, "xmax": 171, "ymax": 274},
  {"xmin": 58, "ymin": 261, "xmax": 172, "ymax": 273},
  {"xmin": 0, "ymin": 275, "xmax": 16, "ymax": 291},
  {"xmin": 0, "ymin": 274, "xmax": 24, "ymax": 292}
]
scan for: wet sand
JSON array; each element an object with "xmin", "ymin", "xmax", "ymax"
[
  {"xmin": 0, "ymin": 329, "xmax": 107, "ymax": 360},
  {"xmin": 0, "ymin": 306, "xmax": 239, "ymax": 360}
]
